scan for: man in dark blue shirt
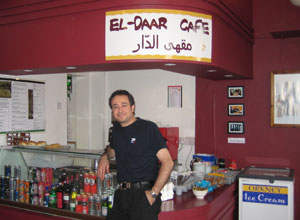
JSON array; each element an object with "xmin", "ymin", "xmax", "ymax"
[{"xmin": 97, "ymin": 90, "xmax": 174, "ymax": 220}]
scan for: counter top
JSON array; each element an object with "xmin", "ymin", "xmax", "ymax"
[{"xmin": 159, "ymin": 183, "xmax": 237, "ymax": 220}]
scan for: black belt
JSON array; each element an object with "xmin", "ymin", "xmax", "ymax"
[{"xmin": 118, "ymin": 181, "xmax": 154, "ymax": 190}]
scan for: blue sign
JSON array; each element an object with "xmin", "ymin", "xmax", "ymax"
[{"xmin": 242, "ymin": 184, "xmax": 288, "ymax": 206}]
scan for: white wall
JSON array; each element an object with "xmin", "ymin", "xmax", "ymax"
[
  {"xmin": 68, "ymin": 72, "xmax": 107, "ymax": 150},
  {"xmin": 0, "ymin": 70, "xmax": 195, "ymax": 171},
  {"xmin": 0, "ymin": 73, "xmax": 67, "ymax": 146},
  {"xmin": 105, "ymin": 69, "xmax": 196, "ymax": 170}
]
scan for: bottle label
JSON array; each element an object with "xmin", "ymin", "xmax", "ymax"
[
  {"xmin": 57, "ymin": 192, "xmax": 63, "ymax": 208},
  {"xmin": 70, "ymin": 202, "xmax": 76, "ymax": 211},
  {"xmin": 49, "ymin": 195, "xmax": 56, "ymax": 207},
  {"xmin": 102, "ymin": 206, "xmax": 108, "ymax": 216}
]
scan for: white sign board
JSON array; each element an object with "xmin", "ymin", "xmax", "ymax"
[
  {"xmin": 106, "ymin": 9, "xmax": 212, "ymax": 62},
  {"xmin": 0, "ymin": 78, "xmax": 45, "ymax": 133}
]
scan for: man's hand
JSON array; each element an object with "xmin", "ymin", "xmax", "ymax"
[
  {"xmin": 145, "ymin": 190, "xmax": 156, "ymax": 205},
  {"xmin": 97, "ymin": 146, "xmax": 115, "ymax": 181},
  {"xmin": 97, "ymin": 154, "xmax": 110, "ymax": 181}
]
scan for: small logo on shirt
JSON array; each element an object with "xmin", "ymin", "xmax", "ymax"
[{"xmin": 130, "ymin": 138, "xmax": 136, "ymax": 144}]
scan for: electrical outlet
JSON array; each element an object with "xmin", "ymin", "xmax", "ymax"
[{"xmin": 179, "ymin": 137, "xmax": 195, "ymax": 145}]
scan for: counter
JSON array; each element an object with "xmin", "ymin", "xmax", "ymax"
[
  {"xmin": 0, "ymin": 183, "xmax": 237, "ymax": 220},
  {"xmin": 159, "ymin": 183, "xmax": 237, "ymax": 220}
]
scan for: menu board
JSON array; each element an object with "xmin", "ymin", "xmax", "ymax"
[{"xmin": 0, "ymin": 78, "xmax": 45, "ymax": 133}]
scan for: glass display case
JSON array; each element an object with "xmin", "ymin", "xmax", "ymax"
[
  {"xmin": 0, "ymin": 146, "xmax": 104, "ymax": 178},
  {"xmin": 0, "ymin": 145, "xmax": 106, "ymax": 219}
]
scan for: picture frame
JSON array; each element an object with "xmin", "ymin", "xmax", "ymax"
[
  {"xmin": 271, "ymin": 71, "xmax": 300, "ymax": 127},
  {"xmin": 228, "ymin": 121, "xmax": 244, "ymax": 134},
  {"xmin": 228, "ymin": 104, "xmax": 244, "ymax": 116},
  {"xmin": 168, "ymin": 85, "xmax": 182, "ymax": 108},
  {"xmin": 228, "ymin": 86, "xmax": 244, "ymax": 98}
]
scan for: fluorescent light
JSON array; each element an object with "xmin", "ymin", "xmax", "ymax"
[
  {"xmin": 66, "ymin": 66, "xmax": 77, "ymax": 70},
  {"xmin": 207, "ymin": 69, "xmax": 217, "ymax": 73},
  {"xmin": 164, "ymin": 63, "xmax": 176, "ymax": 66},
  {"xmin": 24, "ymin": 69, "xmax": 33, "ymax": 72},
  {"xmin": 224, "ymin": 74, "xmax": 233, "ymax": 78}
]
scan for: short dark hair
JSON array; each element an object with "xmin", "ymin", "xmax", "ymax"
[{"xmin": 109, "ymin": 90, "xmax": 135, "ymax": 109}]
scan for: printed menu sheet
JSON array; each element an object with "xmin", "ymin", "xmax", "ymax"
[{"xmin": 0, "ymin": 78, "xmax": 45, "ymax": 133}]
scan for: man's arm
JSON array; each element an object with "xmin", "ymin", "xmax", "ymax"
[
  {"xmin": 97, "ymin": 146, "xmax": 115, "ymax": 181},
  {"xmin": 146, "ymin": 148, "xmax": 174, "ymax": 205}
]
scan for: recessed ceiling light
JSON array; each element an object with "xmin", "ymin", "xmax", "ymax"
[
  {"xmin": 66, "ymin": 66, "xmax": 77, "ymax": 70},
  {"xmin": 24, "ymin": 69, "xmax": 33, "ymax": 72},
  {"xmin": 164, "ymin": 63, "xmax": 176, "ymax": 66},
  {"xmin": 224, "ymin": 74, "xmax": 233, "ymax": 78},
  {"xmin": 207, "ymin": 69, "xmax": 217, "ymax": 73}
]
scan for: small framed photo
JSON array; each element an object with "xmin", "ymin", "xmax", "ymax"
[
  {"xmin": 228, "ymin": 121, "xmax": 244, "ymax": 134},
  {"xmin": 228, "ymin": 104, "xmax": 244, "ymax": 116},
  {"xmin": 228, "ymin": 86, "xmax": 244, "ymax": 98}
]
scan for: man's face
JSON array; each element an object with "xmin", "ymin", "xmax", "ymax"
[{"xmin": 111, "ymin": 95, "xmax": 135, "ymax": 127}]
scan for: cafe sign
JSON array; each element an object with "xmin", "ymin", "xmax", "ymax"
[{"xmin": 105, "ymin": 9, "xmax": 212, "ymax": 62}]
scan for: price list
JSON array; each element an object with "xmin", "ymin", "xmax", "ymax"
[{"xmin": 0, "ymin": 78, "xmax": 45, "ymax": 133}]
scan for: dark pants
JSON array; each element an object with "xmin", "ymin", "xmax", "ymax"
[{"xmin": 107, "ymin": 189, "xmax": 161, "ymax": 220}]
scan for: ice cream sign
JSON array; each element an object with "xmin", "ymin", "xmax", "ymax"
[
  {"xmin": 242, "ymin": 184, "xmax": 288, "ymax": 205},
  {"xmin": 105, "ymin": 9, "xmax": 212, "ymax": 62}
]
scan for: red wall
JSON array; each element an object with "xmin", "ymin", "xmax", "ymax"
[
  {"xmin": 196, "ymin": 0, "xmax": 300, "ymax": 218},
  {"xmin": 0, "ymin": 0, "xmax": 253, "ymax": 79}
]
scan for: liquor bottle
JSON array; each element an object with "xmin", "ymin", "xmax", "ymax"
[
  {"xmin": 63, "ymin": 176, "xmax": 71, "ymax": 210},
  {"xmin": 43, "ymin": 186, "xmax": 49, "ymax": 207},
  {"xmin": 73, "ymin": 173, "xmax": 81, "ymax": 194},
  {"xmin": 56, "ymin": 182, "xmax": 63, "ymax": 209},
  {"xmin": 69, "ymin": 175, "xmax": 78, "ymax": 212},
  {"xmin": 61, "ymin": 169, "xmax": 67, "ymax": 184},
  {"xmin": 49, "ymin": 185, "xmax": 57, "ymax": 208},
  {"xmin": 79, "ymin": 172, "xmax": 84, "ymax": 193}
]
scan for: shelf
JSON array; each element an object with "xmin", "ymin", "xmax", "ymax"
[{"xmin": 1, "ymin": 146, "xmax": 104, "ymax": 160}]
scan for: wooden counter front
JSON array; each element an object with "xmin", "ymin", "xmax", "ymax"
[{"xmin": 0, "ymin": 183, "xmax": 237, "ymax": 220}]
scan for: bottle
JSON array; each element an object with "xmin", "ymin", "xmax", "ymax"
[
  {"xmin": 82, "ymin": 194, "xmax": 88, "ymax": 214},
  {"xmin": 56, "ymin": 182, "xmax": 63, "ymax": 209},
  {"xmin": 95, "ymin": 195, "xmax": 101, "ymax": 216},
  {"xmin": 79, "ymin": 172, "xmax": 84, "ymax": 194},
  {"xmin": 75, "ymin": 194, "xmax": 83, "ymax": 213},
  {"xmin": 61, "ymin": 169, "xmax": 67, "ymax": 184},
  {"xmin": 73, "ymin": 173, "xmax": 81, "ymax": 194},
  {"xmin": 63, "ymin": 176, "xmax": 71, "ymax": 210},
  {"xmin": 84, "ymin": 173, "xmax": 90, "ymax": 194},
  {"xmin": 108, "ymin": 189, "xmax": 113, "ymax": 210},
  {"xmin": 38, "ymin": 181, "xmax": 44, "ymax": 206},
  {"xmin": 89, "ymin": 172, "xmax": 97, "ymax": 194},
  {"xmin": 49, "ymin": 185, "xmax": 57, "ymax": 208},
  {"xmin": 43, "ymin": 186, "xmax": 49, "ymax": 207},
  {"xmin": 101, "ymin": 192, "xmax": 108, "ymax": 217},
  {"xmin": 69, "ymin": 176, "xmax": 77, "ymax": 212}
]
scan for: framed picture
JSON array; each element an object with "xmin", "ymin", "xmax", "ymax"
[
  {"xmin": 228, "ymin": 86, "xmax": 244, "ymax": 98},
  {"xmin": 228, "ymin": 121, "xmax": 244, "ymax": 134},
  {"xmin": 168, "ymin": 86, "xmax": 182, "ymax": 108},
  {"xmin": 271, "ymin": 71, "xmax": 300, "ymax": 127},
  {"xmin": 228, "ymin": 104, "xmax": 244, "ymax": 116}
]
